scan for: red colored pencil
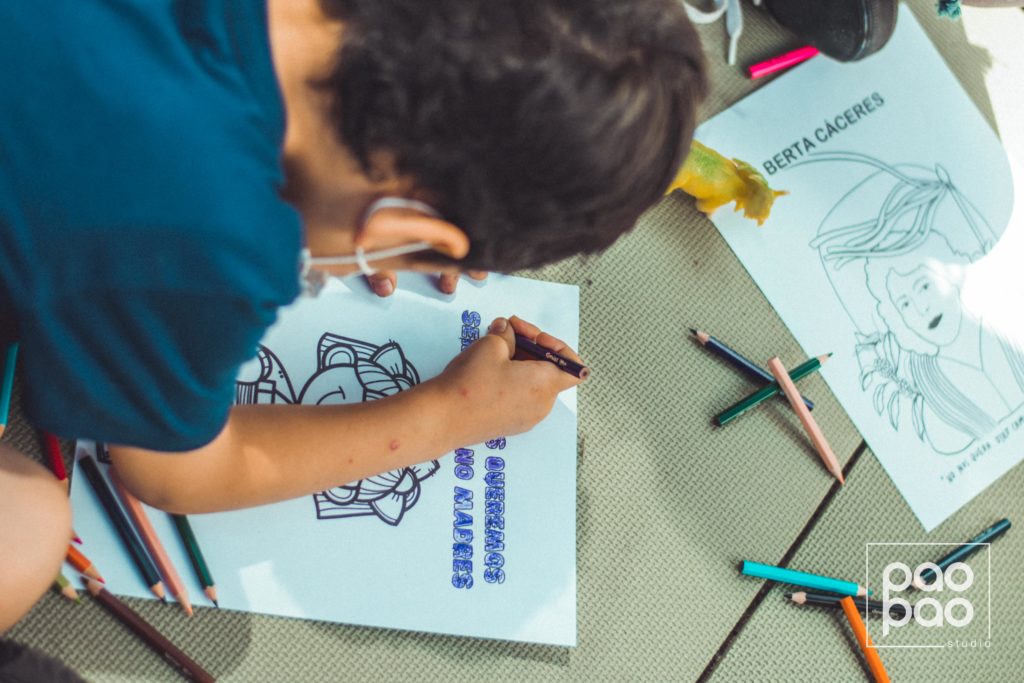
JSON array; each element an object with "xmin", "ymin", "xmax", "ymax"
[
  {"xmin": 41, "ymin": 431, "xmax": 68, "ymax": 481},
  {"xmin": 40, "ymin": 431, "xmax": 82, "ymax": 542}
]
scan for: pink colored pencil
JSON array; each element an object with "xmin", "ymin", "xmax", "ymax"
[
  {"xmin": 767, "ymin": 356, "xmax": 845, "ymax": 484},
  {"xmin": 110, "ymin": 469, "xmax": 193, "ymax": 616},
  {"xmin": 748, "ymin": 45, "xmax": 819, "ymax": 79}
]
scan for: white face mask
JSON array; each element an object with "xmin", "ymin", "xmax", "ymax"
[{"xmin": 299, "ymin": 197, "xmax": 441, "ymax": 297}]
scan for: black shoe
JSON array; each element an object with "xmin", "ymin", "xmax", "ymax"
[
  {"xmin": 0, "ymin": 640, "xmax": 86, "ymax": 683},
  {"xmin": 761, "ymin": 0, "xmax": 899, "ymax": 61}
]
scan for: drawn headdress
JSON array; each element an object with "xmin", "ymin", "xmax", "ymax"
[{"xmin": 808, "ymin": 152, "xmax": 994, "ymax": 270}]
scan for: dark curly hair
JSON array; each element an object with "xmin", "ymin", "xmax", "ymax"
[{"xmin": 319, "ymin": 0, "xmax": 707, "ymax": 271}]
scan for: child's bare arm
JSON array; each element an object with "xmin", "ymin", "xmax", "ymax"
[{"xmin": 110, "ymin": 317, "xmax": 581, "ymax": 514}]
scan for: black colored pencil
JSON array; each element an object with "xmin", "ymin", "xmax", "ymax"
[
  {"xmin": 691, "ymin": 329, "xmax": 814, "ymax": 410},
  {"xmin": 79, "ymin": 455, "xmax": 166, "ymax": 600},
  {"xmin": 514, "ymin": 334, "xmax": 590, "ymax": 380},
  {"xmin": 787, "ymin": 591, "xmax": 907, "ymax": 618}
]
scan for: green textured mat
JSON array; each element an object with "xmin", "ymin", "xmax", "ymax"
[
  {"xmin": 709, "ymin": 451, "xmax": 1024, "ymax": 682},
  {"xmin": 5, "ymin": 2, "xmax": 1023, "ymax": 681}
]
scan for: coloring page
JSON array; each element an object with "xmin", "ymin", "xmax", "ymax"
[
  {"xmin": 71, "ymin": 273, "xmax": 579, "ymax": 645},
  {"xmin": 695, "ymin": 6, "xmax": 1024, "ymax": 530}
]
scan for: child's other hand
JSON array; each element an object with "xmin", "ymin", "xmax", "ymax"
[
  {"xmin": 366, "ymin": 269, "xmax": 488, "ymax": 297},
  {"xmin": 432, "ymin": 316, "xmax": 583, "ymax": 447}
]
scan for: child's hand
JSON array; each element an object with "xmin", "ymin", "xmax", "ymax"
[{"xmin": 431, "ymin": 316, "xmax": 583, "ymax": 447}]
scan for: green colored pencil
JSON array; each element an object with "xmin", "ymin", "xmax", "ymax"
[
  {"xmin": 172, "ymin": 514, "xmax": 218, "ymax": 606},
  {"xmin": 716, "ymin": 353, "xmax": 831, "ymax": 426},
  {"xmin": 53, "ymin": 572, "xmax": 81, "ymax": 602}
]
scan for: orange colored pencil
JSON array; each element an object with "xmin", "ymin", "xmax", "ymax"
[
  {"xmin": 66, "ymin": 544, "xmax": 104, "ymax": 583},
  {"xmin": 110, "ymin": 469, "xmax": 193, "ymax": 616},
  {"xmin": 767, "ymin": 356, "xmax": 844, "ymax": 484},
  {"xmin": 840, "ymin": 596, "xmax": 891, "ymax": 683}
]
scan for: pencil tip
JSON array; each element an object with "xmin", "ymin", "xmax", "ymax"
[
  {"xmin": 213, "ymin": 600, "xmax": 220, "ymax": 608},
  {"xmin": 689, "ymin": 328, "xmax": 697, "ymax": 335}
]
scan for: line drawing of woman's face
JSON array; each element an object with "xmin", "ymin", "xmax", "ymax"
[{"xmin": 885, "ymin": 264, "xmax": 964, "ymax": 347}]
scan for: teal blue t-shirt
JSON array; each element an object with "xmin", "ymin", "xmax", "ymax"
[{"xmin": 0, "ymin": 1, "xmax": 302, "ymax": 449}]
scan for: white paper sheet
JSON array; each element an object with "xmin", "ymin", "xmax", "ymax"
[
  {"xmin": 696, "ymin": 6, "xmax": 1024, "ymax": 531},
  {"xmin": 70, "ymin": 273, "xmax": 579, "ymax": 645}
]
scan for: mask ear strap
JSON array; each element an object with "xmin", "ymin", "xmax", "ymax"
[
  {"xmin": 362, "ymin": 196, "xmax": 442, "ymax": 223},
  {"xmin": 353, "ymin": 196, "xmax": 443, "ymax": 277},
  {"xmin": 354, "ymin": 245, "xmax": 376, "ymax": 277}
]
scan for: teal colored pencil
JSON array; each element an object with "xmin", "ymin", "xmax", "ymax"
[
  {"xmin": 741, "ymin": 560, "xmax": 870, "ymax": 596},
  {"xmin": 0, "ymin": 342, "xmax": 17, "ymax": 437}
]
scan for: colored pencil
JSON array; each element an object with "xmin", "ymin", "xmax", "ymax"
[
  {"xmin": 748, "ymin": 45, "xmax": 819, "ymax": 79},
  {"xmin": 787, "ymin": 591, "xmax": 906, "ymax": 618},
  {"xmin": 914, "ymin": 518, "xmax": 1011, "ymax": 588},
  {"xmin": 79, "ymin": 455, "xmax": 166, "ymax": 600},
  {"xmin": 110, "ymin": 468, "xmax": 193, "ymax": 616},
  {"xmin": 741, "ymin": 560, "xmax": 869, "ymax": 596},
  {"xmin": 66, "ymin": 544, "xmax": 105, "ymax": 583},
  {"xmin": 767, "ymin": 356, "xmax": 845, "ymax": 484},
  {"xmin": 38, "ymin": 431, "xmax": 83, "ymax": 543},
  {"xmin": 691, "ymin": 329, "xmax": 814, "ymax": 410},
  {"xmin": 840, "ymin": 596, "xmax": 891, "ymax": 683},
  {"xmin": 53, "ymin": 572, "xmax": 81, "ymax": 602},
  {"xmin": 41, "ymin": 431, "xmax": 68, "ymax": 482},
  {"xmin": 0, "ymin": 342, "xmax": 16, "ymax": 438},
  {"xmin": 716, "ymin": 354, "xmax": 830, "ymax": 426},
  {"xmin": 172, "ymin": 514, "xmax": 218, "ymax": 607},
  {"xmin": 85, "ymin": 579, "xmax": 215, "ymax": 683},
  {"xmin": 514, "ymin": 334, "xmax": 590, "ymax": 380}
]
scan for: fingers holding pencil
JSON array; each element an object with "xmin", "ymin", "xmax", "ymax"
[
  {"xmin": 508, "ymin": 316, "xmax": 584, "ymax": 365},
  {"xmin": 507, "ymin": 316, "xmax": 590, "ymax": 380}
]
